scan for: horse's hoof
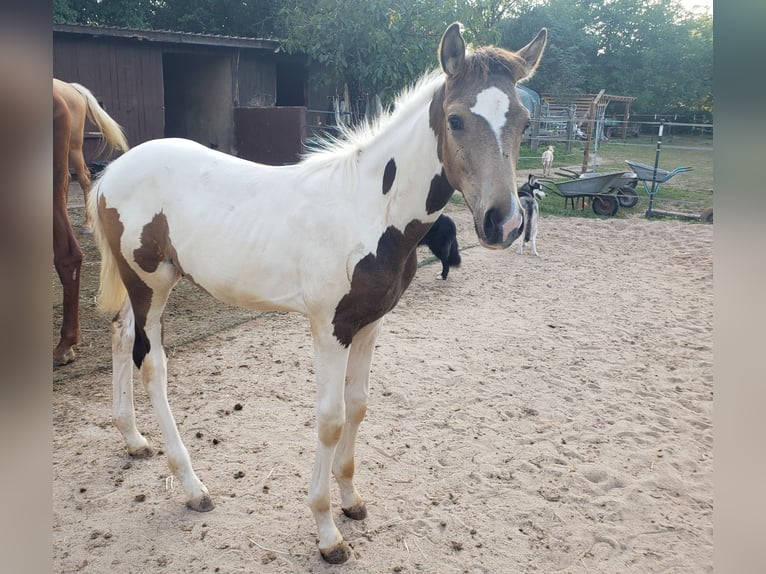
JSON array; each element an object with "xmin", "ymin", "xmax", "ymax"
[
  {"xmin": 128, "ymin": 445, "xmax": 154, "ymax": 459},
  {"xmin": 80, "ymin": 225, "xmax": 93, "ymax": 235},
  {"xmin": 53, "ymin": 347, "xmax": 76, "ymax": 367},
  {"xmin": 342, "ymin": 503, "xmax": 368, "ymax": 520},
  {"xmin": 187, "ymin": 494, "xmax": 215, "ymax": 512},
  {"xmin": 320, "ymin": 541, "xmax": 351, "ymax": 564}
]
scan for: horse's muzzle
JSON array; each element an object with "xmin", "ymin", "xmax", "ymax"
[{"xmin": 480, "ymin": 205, "xmax": 524, "ymax": 249}]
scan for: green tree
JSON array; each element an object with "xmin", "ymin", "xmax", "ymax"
[
  {"xmin": 277, "ymin": 0, "xmax": 443, "ymax": 109},
  {"xmin": 500, "ymin": 0, "xmax": 598, "ymax": 98},
  {"xmin": 151, "ymin": 0, "xmax": 281, "ymax": 37},
  {"xmin": 53, "ymin": 0, "xmax": 155, "ymax": 28},
  {"xmin": 584, "ymin": 0, "xmax": 713, "ymax": 114},
  {"xmin": 52, "ymin": 0, "xmax": 712, "ymax": 116},
  {"xmin": 277, "ymin": 0, "xmax": 528, "ymax": 114}
]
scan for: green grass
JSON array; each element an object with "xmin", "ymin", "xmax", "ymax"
[{"xmin": 518, "ymin": 133, "xmax": 713, "ymax": 220}]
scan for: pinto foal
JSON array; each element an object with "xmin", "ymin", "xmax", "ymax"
[{"xmin": 89, "ymin": 23, "xmax": 546, "ymax": 563}]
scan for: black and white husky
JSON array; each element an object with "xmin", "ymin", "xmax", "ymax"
[{"xmin": 517, "ymin": 174, "xmax": 546, "ymax": 256}]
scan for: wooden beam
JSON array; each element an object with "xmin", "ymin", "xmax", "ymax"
[{"xmin": 581, "ymin": 89, "xmax": 605, "ymax": 174}]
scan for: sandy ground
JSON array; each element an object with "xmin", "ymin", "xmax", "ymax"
[{"xmin": 53, "ymin": 189, "xmax": 713, "ymax": 573}]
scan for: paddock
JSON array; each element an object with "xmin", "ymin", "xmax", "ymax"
[{"xmin": 53, "ymin": 183, "xmax": 712, "ymax": 573}]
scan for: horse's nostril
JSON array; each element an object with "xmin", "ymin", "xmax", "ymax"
[
  {"xmin": 484, "ymin": 208, "xmax": 500, "ymax": 233},
  {"xmin": 483, "ymin": 207, "xmax": 505, "ymax": 244}
]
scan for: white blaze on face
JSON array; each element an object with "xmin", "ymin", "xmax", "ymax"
[{"xmin": 470, "ymin": 87, "xmax": 510, "ymax": 153}]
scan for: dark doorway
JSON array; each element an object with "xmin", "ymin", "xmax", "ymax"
[
  {"xmin": 276, "ymin": 59, "xmax": 306, "ymax": 107},
  {"xmin": 162, "ymin": 52, "xmax": 233, "ymax": 152}
]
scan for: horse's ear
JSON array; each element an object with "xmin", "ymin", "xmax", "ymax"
[
  {"xmin": 516, "ymin": 28, "xmax": 548, "ymax": 81},
  {"xmin": 439, "ymin": 22, "xmax": 466, "ymax": 77}
]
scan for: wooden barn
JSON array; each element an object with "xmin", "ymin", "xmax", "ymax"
[{"xmin": 53, "ymin": 23, "xmax": 311, "ymax": 165}]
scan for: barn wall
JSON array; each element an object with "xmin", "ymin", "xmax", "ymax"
[
  {"xmin": 235, "ymin": 106, "xmax": 305, "ymax": 165},
  {"xmin": 53, "ymin": 35, "xmax": 165, "ymax": 157},
  {"xmin": 54, "ymin": 28, "xmax": 306, "ymax": 163}
]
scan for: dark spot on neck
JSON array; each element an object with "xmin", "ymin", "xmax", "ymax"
[
  {"xmin": 382, "ymin": 158, "xmax": 397, "ymax": 195},
  {"xmin": 426, "ymin": 170, "xmax": 455, "ymax": 214}
]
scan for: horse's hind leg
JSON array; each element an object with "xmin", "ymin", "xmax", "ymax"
[
  {"xmin": 333, "ymin": 318, "xmax": 383, "ymax": 521},
  {"xmin": 111, "ymin": 300, "xmax": 152, "ymax": 457},
  {"xmin": 52, "ymin": 96, "xmax": 81, "ymax": 366},
  {"xmin": 137, "ymin": 275, "xmax": 213, "ymax": 512},
  {"xmin": 52, "ymin": 206, "xmax": 83, "ymax": 366}
]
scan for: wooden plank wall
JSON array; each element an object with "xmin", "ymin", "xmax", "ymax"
[{"xmin": 53, "ymin": 36, "xmax": 165, "ymax": 161}]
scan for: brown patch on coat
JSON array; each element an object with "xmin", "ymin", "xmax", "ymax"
[
  {"xmin": 332, "ymin": 220, "xmax": 430, "ymax": 347},
  {"xmin": 98, "ymin": 195, "xmax": 153, "ymax": 367},
  {"xmin": 318, "ymin": 420, "xmax": 343, "ymax": 447},
  {"xmin": 134, "ymin": 212, "xmax": 172, "ymax": 273},
  {"xmin": 429, "ymin": 84, "xmax": 447, "ymax": 164},
  {"xmin": 336, "ymin": 458, "xmax": 355, "ymax": 481}
]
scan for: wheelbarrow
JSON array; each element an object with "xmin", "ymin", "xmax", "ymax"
[
  {"xmin": 624, "ymin": 160, "xmax": 700, "ymax": 220},
  {"xmin": 539, "ymin": 170, "xmax": 630, "ymax": 216}
]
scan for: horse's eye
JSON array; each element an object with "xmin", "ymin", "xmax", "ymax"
[
  {"xmin": 448, "ymin": 114, "xmax": 464, "ymax": 131},
  {"xmin": 524, "ymin": 121, "xmax": 531, "ymax": 132}
]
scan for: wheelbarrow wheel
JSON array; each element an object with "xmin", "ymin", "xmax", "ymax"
[
  {"xmin": 616, "ymin": 186, "xmax": 639, "ymax": 208},
  {"xmin": 592, "ymin": 195, "xmax": 619, "ymax": 216}
]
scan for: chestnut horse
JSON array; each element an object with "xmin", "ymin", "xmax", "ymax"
[
  {"xmin": 88, "ymin": 23, "xmax": 546, "ymax": 562},
  {"xmin": 52, "ymin": 79, "xmax": 128, "ymax": 366},
  {"xmin": 53, "ymin": 79, "xmax": 129, "ymax": 231}
]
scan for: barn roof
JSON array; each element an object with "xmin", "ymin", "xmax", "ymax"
[
  {"xmin": 53, "ymin": 23, "xmax": 281, "ymax": 52},
  {"xmin": 540, "ymin": 92, "xmax": 636, "ymax": 120}
]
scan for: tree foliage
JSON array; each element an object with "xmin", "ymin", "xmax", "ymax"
[{"xmin": 53, "ymin": 0, "xmax": 713, "ymax": 116}]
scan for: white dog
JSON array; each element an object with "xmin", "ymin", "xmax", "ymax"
[
  {"xmin": 541, "ymin": 145, "xmax": 554, "ymax": 177},
  {"xmin": 517, "ymin": 174, "xmax": 546, "ymax": 256}
]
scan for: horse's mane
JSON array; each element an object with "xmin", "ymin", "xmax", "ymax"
[
  {"xmin": 298, "ymin": 70, "xmax": 445, "ymax": 176},
  {"xmin": 296, "ymin": 44, "xmax": 528, "ymax": 185}
]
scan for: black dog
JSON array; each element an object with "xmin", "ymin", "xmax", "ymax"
[{"xmin": 419, "ymin": 214, "xmax": 461, "ymax": 279}]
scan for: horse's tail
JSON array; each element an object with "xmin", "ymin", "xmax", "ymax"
[
  {"xmin": 86, "ymin": 178, "xmax": 128, "ymax": 314},
  {"xmin": 70, "ymin": 83, "xmax": 129, "ymax": 158}
]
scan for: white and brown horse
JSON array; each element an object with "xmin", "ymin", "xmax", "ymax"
[
  {"xmin": 88, "ymin": 23, "xmax": 546, "ymax": 563},
  {"xmin": 52, "ymin": 79, "xmax": 128, "ymax": 366}
]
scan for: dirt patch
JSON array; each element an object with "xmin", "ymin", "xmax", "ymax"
[{"xmin": 53, "ymin": 184, "xmax": 713, "ymax": 573}]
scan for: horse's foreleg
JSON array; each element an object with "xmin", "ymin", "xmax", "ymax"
[
  {"xmin": 308, "ymin": 324, "xmax": 352, "ymax": 563},
  {"xmin": 140, "ymin": 309, "xmax": 213, "ymax": 512},
  {"xmin": 111, "ymin": 301, "xmax": 152, "ymax": 457},
  {"xmin": 53, "ymin": 207, "xmax": 82, "ymax": 366},
  {"xmin": 333, "ymin": 318, "xmax": 383, "ymax": 521}
]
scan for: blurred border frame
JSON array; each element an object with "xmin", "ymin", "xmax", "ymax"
[
  {"xmin": 714, "ymin": 1, "xmax": 766, "ymax": 573},
  {"xmin": 0, "ymin": 1, "xmax": 53, "ymax": 572}
]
